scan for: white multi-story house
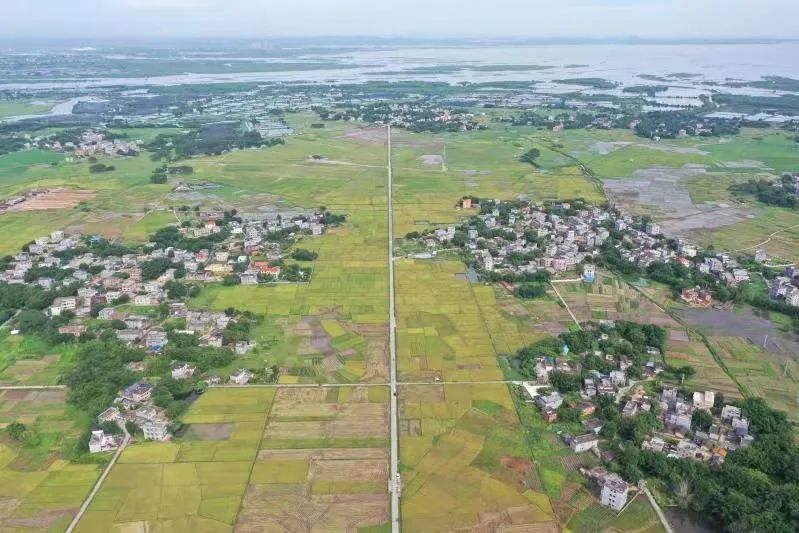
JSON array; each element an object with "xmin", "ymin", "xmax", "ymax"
[
  {"xmin": 570, "ymin": 434, "xmax": 598, "ymax": 453},
  {"xmin": 229, "ymin": 369, "xmax": 253, "ymax": 385},
  {"xmin": 143, "ymin": 420, "xmax": 169, "ymax": 441},
  {"xmin": 88, "ymin": 430, "xmax": 121, "ymax": 454},
  {"xmin": 600, "ymin": 474, "xmax": 629, "ymax": 511},
  {"xmin": 171, "ymin": 364, "xmax": 196, "ymax": 380},
  {"xmin": 49, "ymin": 296, "xmax": 77, "ymax": 316}
]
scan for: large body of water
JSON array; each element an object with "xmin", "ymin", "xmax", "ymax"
[{"xmin": 2, "ymin": 42, "xmax": 799, "ymax": 90}]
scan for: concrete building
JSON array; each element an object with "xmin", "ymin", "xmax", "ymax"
[
  {"xmin": 600, "ymin": 474, "xmax": 629, "ymax": 511},
  {"xmin": 143, "ymin": 420, "xmax": 169, "ymax": 441},
  {"xmin": 88, "ymin": 430, "xmax": 120, "ymax": 454},
  {"xmin": 570, "ymin": 434, "xmax": 599, "ymax": 453}
]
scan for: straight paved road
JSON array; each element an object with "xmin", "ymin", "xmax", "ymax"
[
  {"xmin": 214, "ymin": 380, "xmax": 525, "ymax": 389},
  {"xmin": 0, "ymin": 385, "xmax": 66, "ymax": 391},
  {"xmin": 387, "ymin": 125, "xmax": 401, "ymax": 533},
  {"xmin": 66, "ymin": 428, "xmax": 131, "ymax": 533}
]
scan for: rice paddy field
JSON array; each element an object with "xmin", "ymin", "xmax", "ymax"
[
  {"xmin": 79, "ymin": 385, "xmax": 391, "ymax": 532},
  {"xmin": 399, "ymin": 383, "xmax": 558, "ymax": 532},
  {"xmin": 76, "ymin": 388, "xmax": 275, "ymax": 532},
  {"xmin": 391, "ymin": 127, "xmax": 604, "ymax": 237},
  {"xmin": 394, "ymin": 259, "xmax": 560, "ymax": 531},
  {"xmin": 708, "ymin": 336, "xmax": 799, "ymax": 419},
  {"xmin": 239, "ymin": 386, "xmax": 390, "ymax": 531},
  {"xmin": 2, "ymin": 114, "xmax": 797, "ymax": 532},
  {"xmin": 396, "ymin": 259, "xmax": 530, "ymax": 382},
  {"xmin": 555, "ymin": 272, "xmax": 679, "ymax": 328},
  {"xmin": 664, "ymin": 330, "xmax": 743, "ymax": 399},
  {"xmin": 0, "ymin": 388, "xmax": 99, "ymax": 531},
  {"xmin": 0, "ymin": 101, "xmax": 52, "ymax": 119}
]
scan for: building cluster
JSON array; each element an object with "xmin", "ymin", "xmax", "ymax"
[
  {"xmin": 423, "ymin": 199, "xmax": 686, "ymax": 275},
  {"xmin": 89, "ymin": 381, "xmax": 169, "ymax": 451},
  {"xmin": 0, "ymin": 204, "xmax": 340, "ymax": 340},
  {"xmin": 417, "ymin": 198, "xmax": 793, "ymax": 308},
  {"xmin": 768, "ymin": 266, "xmax": 799, "ymax": 308},
  {"xmin": 53, "ymin": 130, "xmax": 142, "ymax": 158},
  {"xmin": 0, "ymin": 229, "xmax": 250, "ymax": 352},
  {"xmin": 641, "ymin": 387, "xmax": 754, "ymax": 465},
  {"xmin": 319, "ymin": 103, "xmax": 482, "ymax": 131},
  {"xmin": 2, "ymin": 206, "xmax": 333, "ymax": 309},
  {"xmin": 527, "ymin": 377, "xmax": 756, "ymax": 510}
]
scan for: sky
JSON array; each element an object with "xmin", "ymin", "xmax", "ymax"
[{"xmin": 0, "ymin": 0, "xmax": 796, "ymax": 41}]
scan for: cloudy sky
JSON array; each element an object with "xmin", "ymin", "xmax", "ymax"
[{"xmin": 1, "ymin": 0, "xmax": 796, "ymax": 40}]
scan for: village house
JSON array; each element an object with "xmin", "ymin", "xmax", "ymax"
[
  {"xmin": 693, "ymin": 391, "xmax": 715, "ymax": 411},
  {"xmin": 599, "ymin": 474, "xmax": 629, "ymax": 511},
  {"xmin": 88, "ymin": 430, "xmax": 121, "ymax": 454},
  {"xmin": 97, "ymin": 407, "xmax": 121, "ymax": 424},
  {"xmin": 120, "ymin": 382, "xmax": 153, "ymax": 403},
  {"xmin": 171, "ymin": 364, "xmax": 196, "ymax": 380},
  {"xmin": 535, "ymin": 392, "xmax": 564, "ymax": 411},
  {"xmin": 49, "ymin": 296, "xmax": 77, "ymax": 316},
  {"xmin": 143, "ymin": 420, "xmax": 169, "ymax": 441},
  {"xmin": 680, "ymin": 287, "xmax": 713, "ymax": 307},
  {"xmin": 235, "ymin": 341, "xmax": 257, "ymax": 355},
  {"xmin": 570, "ymin": 433, "xmax": 599, "ymax": 453},
  {"xmin": 229, "ymin": 369, "xmax": 253, "ymax": 385}
]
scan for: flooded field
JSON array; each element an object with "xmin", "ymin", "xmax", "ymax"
[{"xmin": 678, "ymin": 307, "xmax": 799, "ymax": 357}]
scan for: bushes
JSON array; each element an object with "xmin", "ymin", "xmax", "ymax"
[
  {"xmin": 519, "ymin": 148, "xmax": 541, "ymax": 167},
  {"xmin": 290, "ymin": 249, "xmax": 318, "ymax": 261},
  {"xmin": 89, "ymin": 163, "xmax": 115, "ymax": 173},
  {"xmin": 516, "ymin": 283, "xmax": 547, "ymax": 299},
  {"xmin": 6, "ymin": 421, "xmax": 26, "ymax": 440}
]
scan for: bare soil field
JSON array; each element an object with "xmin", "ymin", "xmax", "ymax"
[
  {"xmin": 10, "ymin": 189, "xmax": 96, "ymax": 211},
  {"xmin": 602, "ymin": 167, "xmax": 753, "ymax": 238},
  {"xmin": 343, "ymin": 126, "xmax": 444, "ymax": 152}
]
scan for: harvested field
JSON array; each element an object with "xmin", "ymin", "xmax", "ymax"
[
  {"xmin": 400, "ymin": 384, "xmax": 556, "ymax": 532},
  {"xmin": 238, "ymin": 387, "xmax": 390, "ymax": 532},
  {"xmin": 8, "ymin": 189, "xmax": 96, "ymax": 211},
  {"xmin": 263, "ymin": 388, "xmax": 388, "ymax": 448},
  {"xmin": 237, "ymin": 487, "xmax": 388, "ymax": 532},
  {"xmin": 77, "ymin": 388, "xmax": 276, "ymax": 532},
  {"xmin": 184, "ymin": 423, "xmax": 234, "ymax": 441}
]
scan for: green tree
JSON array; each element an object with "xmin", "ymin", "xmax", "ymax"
[
  {"xmin": 692, "ymin": 410, "xmax": 714, "ymax": 432},
  {"xmin": 519, "ymin": 148, "xmax": 541, "ymax": 167},
  {"xmin": 6, "ymin": 421, "xmax": 26, "ymax": 440}
]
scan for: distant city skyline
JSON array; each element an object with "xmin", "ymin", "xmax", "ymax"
[{"xmin": 0, "ymin": 0, "xmax": 797, "ymax": 41}]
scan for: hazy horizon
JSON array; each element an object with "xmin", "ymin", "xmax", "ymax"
[{"xmin": 1, "ymin": 0, "xmax": 797, "ymax": 41}]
